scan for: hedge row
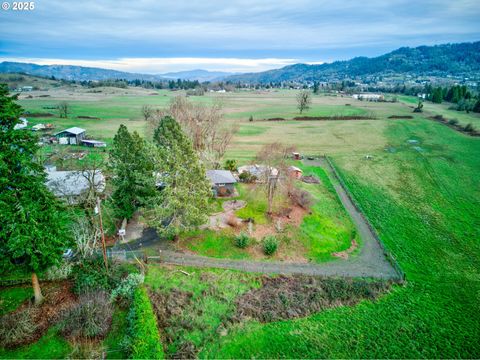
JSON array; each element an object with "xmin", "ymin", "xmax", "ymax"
[{"xmin": 127, "ymin": 286, "xmax": 164, "ymax": 359}]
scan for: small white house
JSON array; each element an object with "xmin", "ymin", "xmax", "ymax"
[
  {"xmin": 32, "ymin": 123, "xmax": 46, "ymax": 131},
  {"xmin": 352, "ymin": 94, "xmax": 384, "ymax": 101}
]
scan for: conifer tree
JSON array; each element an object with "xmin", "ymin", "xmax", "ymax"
[
  {"xmin": 0, "ymin": 84, "xmax": 71, "ymax": 304},
  {"xmin": 151, "ymin": 116, "xmax": 211, "ymax": 238},
  {"xmin": 109, "ymin": 125, "xmax": 156, "ymax": 220}
]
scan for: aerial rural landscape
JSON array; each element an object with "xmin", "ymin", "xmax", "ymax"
[{"xmin": 1, "ymin": 1, "xmax": 479, "ymax": 359}]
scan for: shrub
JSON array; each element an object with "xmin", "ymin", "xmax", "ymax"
[
  {"xmin": 239, "ymin": 171, "xmax": 257, "ymax": 183},
  {"xmin": 111, "ymin": 273, "xmax": 145, "ymax": 307},
  {"xmin": 289, "ymin": 188, "xmax": 313, "ymax": 209},
  {"xmin": 249, "ymin": 115, "xmax": 254, "ymax": 122},
  {"xmin": 234, "ymin": 232, "xmax": 250, "ymax": 248},
  {"xmin": 0, "ymin": 308, "xmax": 38, "ymax": 348},
  {"xmin": 45, "ymin": 261, "xmax": 73, "ymax": 281},
  {"xmin": 263, "ymin": 235, "xmax": 278, "ymax": 255},
  {"xmin": 224, "ymin": 159, "xmax": 238, "ymax": 172},
  {"xmin": 448, "ymin": 119, "xmax": 459, "ymax": 126},
  {"xmin": 464, "ymin": 123, "xmax": 475, "ymax": 132},
  {"xmin": 226, "ymin": 213, "xmax": 241, "ymax": 228},
  {"xmin": 59, "ymin": 291, "xmax": 113, "ymax": 340},
  {"xmin": 72, "ymin": 257, "xmax": 139, "ymax": 294},
  {"xmin": 126, "ymin": 287, "xmax": 164, "ymax": 359}
]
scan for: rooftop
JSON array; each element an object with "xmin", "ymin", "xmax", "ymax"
[
  {"xmin": 206, "ymin": 170, "xmax": 237, "ymax": 185},
  {"xmin": 55, "ymin": 127, "xmax": 86, "ymax": 136},
  {"xmin": 46, "ymin": 170, "xmax": 105, "ymax": 197}
]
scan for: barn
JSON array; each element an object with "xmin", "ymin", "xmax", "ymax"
[{"xmin": 54, "ymin": 127, "xmax": 86, "ymax": 145}]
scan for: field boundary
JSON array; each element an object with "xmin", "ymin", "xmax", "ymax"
[{"xmin": 323, "ymin": 156, "xmax": 406, "ymax": 281}]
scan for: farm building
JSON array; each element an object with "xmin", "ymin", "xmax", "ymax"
[
  {"xmin": 14, "ymin": 117, "xmax": 28, "ymax": 130},
  {"xmin": 292, "ymin": 152, "xmax": 302, "ymax": 160},
  {"xmin": 32, "ymin": 123, "xmax": 46, "ymax": 131},
  {"xmin": 238, "ymin": 164, "xmax": 278, "ymax": 181},
  {"xmin": 206, "ymin": 170, "xmax": 237, "ymax": 197},
  {"xmin": 82, "ymin": 139, "xmax": 107, "ymax": 148},
  {"xmin": 288, "ymin": 166, "xmax": 303, "ymax": 179},
  {"xmin": 45, "ymin": 169, "xmax": 105, "ymax": 204},
  {"xmin": 352, "ymin": 93, "xmax": 384, "ymax": 101},
  {"xmin": 54, "ymin": 127, "xmax": 86, "ymax": 145}
]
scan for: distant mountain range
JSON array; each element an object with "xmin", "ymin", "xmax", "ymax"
[
  {"xmin": 1, "ymin": 41, "xmax": 479, "ymax": 84},
  {"xmin": 0, "ymin": 62, "xmax": 234, "ymax": 82},
  {"xmin": 225, "ymin": 41, "xmax": 480, "ymax": 83},
  {"xmin": 159, "ymin": 69, "xmax": 235, "ymax": 82},
  {"xmin": 0, "ymin": 61, "xmax": 165, "ymax": 81}
]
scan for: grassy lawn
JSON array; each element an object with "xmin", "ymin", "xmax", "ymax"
[
  {"xmin": 235, "ymin": 183, "xmax": 269, "ymax": 224},
  {"xmin": 0, "ymin": 287, "xmax": 32, "ymax": 316},
  {"xmin": 103, "ymin": 308, "xmax": 129, "ymax": 359},
  {"xmin": 179, "ymin": 229, "xmax": 252, "ymax": 260},
  {"xmin": 201, "ymin": 118, "xmax": 480, "ymax": 358},
  {"xmin": 0, "ymin": 327, "xmax": 71, "ymax": 359},
  {"xmin": 297, "ymin": 165, "xmax": 359, "ymax": 262}
]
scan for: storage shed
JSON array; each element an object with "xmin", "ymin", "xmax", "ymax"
[{"xmin": 54, "ymin": 127, "xmax": 86, "ymax": 145}]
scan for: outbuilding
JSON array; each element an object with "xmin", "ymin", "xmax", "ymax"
[
  {"xmin": 288, "ymin": 166, "xmax": 303, "ymax": 179},
  {"xmin": 206, "ymin": 170, "xmax": 237, "ymax": 197},
  {"xmin": 82, "ymin": 139, "xmax": 107, "ymax": 148},
  {"xmin": 54, "ymin": 127, "xmax": 86, "ymax": 145}
]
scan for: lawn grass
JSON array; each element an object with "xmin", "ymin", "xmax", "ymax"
[
  {"xmin": 0, "ymin": 287, "xmax": 32, "ymax": 316},
  {"xmin": 179, "ymin": 229, "xmax": 252, "ymax": 260},
  {"xmin": 234, "ymin": 183, "xmax": 269, "ymax": 224},
  {"xmin": 0, "ymin": 327, "xmax": 71, "ymax": 359},
  {"xmin": 202, "ymin": 118, "xmax": 480, "ymax": 358},
  {"xmin": 297, "ymin": 165, "xmax": 358, "ymax": 262}
]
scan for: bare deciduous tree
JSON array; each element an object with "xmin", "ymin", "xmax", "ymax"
[
  {"xmin": 58, "ymin": 101, "xmax": 69, "ymax": 118},
  {"xmin": 142, "ymin": 104, "xmax": 154, "ymax": 121},
  {"xmin": 149, "ymin": 96, "xmax": 237, "ymax": 168},
  {"xmin": 72, "ymin": 216, "xmax": 100, "ymax": 259},
  {"xmin": 296, "ymin": 91, "xmax": 311, "ymax": 114},
  {"xmin": 255, "ymin": 143, "xmax": 296, "ymax": 214}
]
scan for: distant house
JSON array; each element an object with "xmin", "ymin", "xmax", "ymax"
[
  {"xmin": 292, "ymin": 152, "xmax": 302, "ymax": 160},
  {"xmin": 287, "ymin": 166, "xmax": 303, "ymax": 179},
  {"xmin": 32, "ymin": 123, "xmax": 46, "ymax": 131},
  {"xmin": 21, "ymin": 86, "xmax": 33, "ymax": 92},
  {"xmin": 352, "ymin": 93, "xmax": 384, "ymax": 101},
  {"xmin": 206, "ymin": 170, "xmax": 237, "ymax": 197},
  {"xmin": 238, "ymin": 164, "xmax": 278, "ymax": 181},
  {"xmin": 45, "ymin": 169, "xmax": 105, "ymax": 204},
  {"xmin": 54, "ymin": 127, "xmax": 86, "ymax": 145},
  {"xmin": 14, "ymin": 117, "xmax": 28, "ymax": 130},
  {"xmin": 82, "ymin": 139, "xmax": 107, "ymax": 148}
]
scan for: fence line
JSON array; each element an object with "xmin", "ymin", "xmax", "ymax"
[{"xmin": 323, "ymin": 155, "xmax": 406, "ymax": 281}]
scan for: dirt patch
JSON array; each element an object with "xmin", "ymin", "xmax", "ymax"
[
  {"xmin": 22, "ymin": 112, "xmax": 54, "ymax": 117},
  {"xmin": 293, "ymin": 115, "xmax": 375, "ymax": 121},
  {"xmin": 234, "ymin": 275, "xmax": 392, "ymax": 323},
  {"xmin": 250, "ymin": 205, "xmax": 307, "ymax": 240},
  {"xmin": 388, "ymin": 115, "xmax": 413, "ymax": 119},
  {"xmin": 77, "ymin": 115, "xmax": 100, "ymax": 120},
  {"xmin": 301, "ymin": 175, "xmax": 320, "ymax": 184},
  {"xmin": 332, "ymin": 239, "xmax": 358, "ymax": 260}
]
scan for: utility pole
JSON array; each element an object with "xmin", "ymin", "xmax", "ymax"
[{"xmin": 97, "ymin": 197, "xmax": 108, "ymax": 272}]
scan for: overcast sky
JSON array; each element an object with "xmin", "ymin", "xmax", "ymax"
[{"xmin": 0, "ymin": 0, "xmax": 479, "ymax": 73}]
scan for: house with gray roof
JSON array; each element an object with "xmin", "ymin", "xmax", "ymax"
[
  {"xmin": 206, "ymin": 170, "xmax": 237, "ymax": 197},
  {"xmin": 46, "ymin": 169, "xmax": 105, "ymax": 204}
]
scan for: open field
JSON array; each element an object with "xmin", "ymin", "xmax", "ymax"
[{"xmin": 3, "ymin": 86, "xmax": 480, "ymax": 358}]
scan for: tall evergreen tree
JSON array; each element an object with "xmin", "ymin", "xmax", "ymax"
[
  {"xmin": 0, "ymin": 84, "xmax": 71, "ymax": 304},
  {"xmin": 109, "ymin": 124, "xmax": 156, "ymax": 220},
  {"xmin": 151, "ymin": 116, "xmax": 211, "ymax": 238},
  {"xmin": 431, "ymin": 87, "xmax": 443, "ymax": 104}
]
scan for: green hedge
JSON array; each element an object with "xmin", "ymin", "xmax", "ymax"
[{"xmin": 127, "ymin": 286, "xmax": 164, "ymax": 359}]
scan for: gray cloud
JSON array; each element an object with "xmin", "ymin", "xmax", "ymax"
[{"xmin": 0, "ymin": 0, "xmax": 479, "ymax": 71}]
